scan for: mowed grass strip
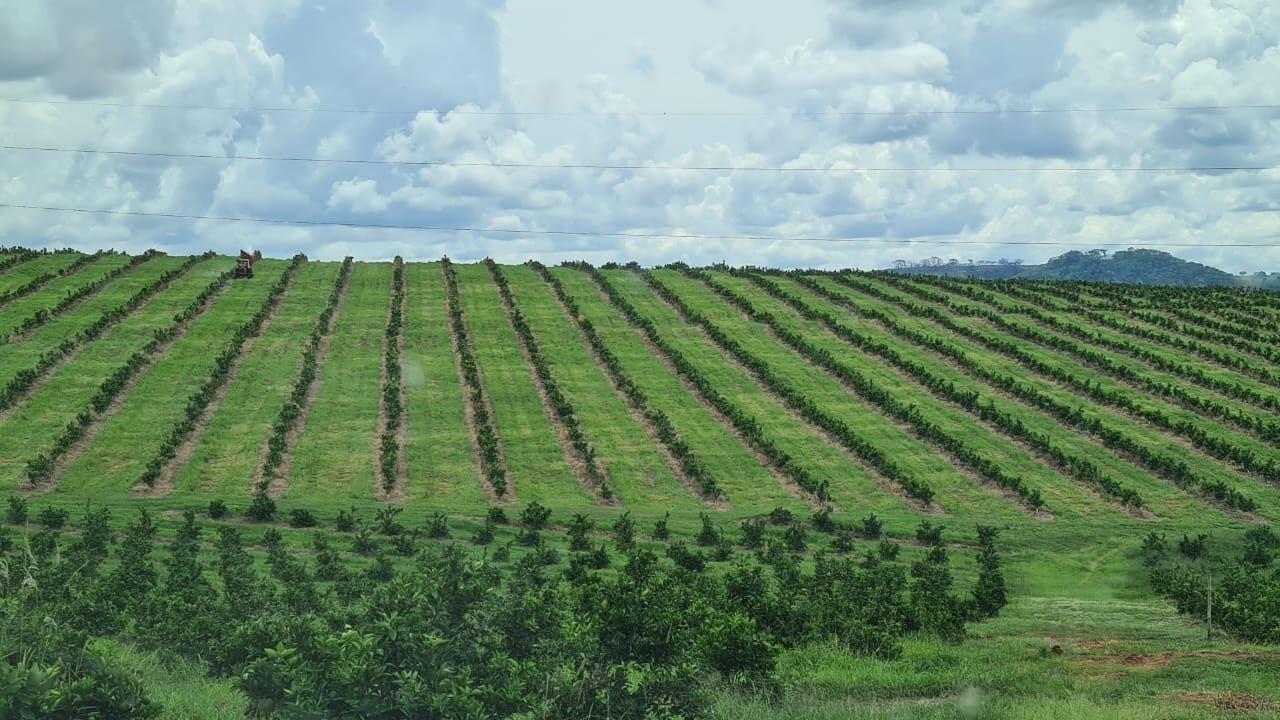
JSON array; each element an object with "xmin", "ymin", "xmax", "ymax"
[
  {"xmin": 598, "ymin": 268, "xmax": 914, "ymax": 520},
  {"xmin": 0, "ymin": 255, "xmax": 190, "ymax": 385},
  {"xmin": 715, "ymin": 270, "xmax": 1123, "ymax": 521},
  {"xmin": 171, "ymin": 261, "xmax": 341, "ymax": 497},
  {"xmin": 0, "ymin": 252, "xmax": 84, "ymax": 298},
  {"xmin": 402, "ymin": 261, "xmax": 486, "ymax": 508},
  {"xmin": 0, "ymin": 252, "xmax": 134, "ymax": 338},
  {"xmin": 553, "ymin": 266, "xmax": 804, "ymax": 515},
  {"xmin": 851, "ymin": 274, "xmax": 1280, "ymax": 518},
  {"xmin": 658, "ymin": 268, "xmax": 1027, "ymax": 522},
  {"xmin": 504, "ymin": 263, "xmax": 704, "ymax": 513},
  {"xmin": 56, "ymin": 261, "xmax": 290, "ymax": 495},
  {"xmin": 454, "ymin": 262, "xmax": 595, "ymax": 508},
  {"xmin": 286, "ymin": 262, "xmax": 389, "ymax": 502},
  {"xmin": 0, "ymin": 257, "xmax": 229, "ymax": 489}
]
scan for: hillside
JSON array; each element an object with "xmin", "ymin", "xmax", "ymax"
[
  {"xmin": 4, "ymin": 247, "xmax": 1280, "ymax": 717},
  {"xmin": 892, "ymin": 248, "xmax": 1280, "ymax": 288}
]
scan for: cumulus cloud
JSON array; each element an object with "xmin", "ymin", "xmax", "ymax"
[{"xmin": 0, "ymin": 0, "xmax": 1277, "ymax": 271}]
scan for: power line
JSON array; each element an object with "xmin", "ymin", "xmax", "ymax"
[
  {"xmin": 3, "ymin": 144, "xmax": 1271, "ymax": 174},
  {"xmin": 3, "ymin": 96, "xmax": 1279, "ymax": 118},
  {"xmin": 3, "ymin": 202, "xmax": 1278, "ymax": 247}
]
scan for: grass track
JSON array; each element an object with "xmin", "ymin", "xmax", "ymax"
[
  {"xmin": 285, "ymin": 262, "xmax": 389, "ymax": 501},
  {"xmin": 402, "ymin": 261, "xmax": 486, "ymax": 507}
]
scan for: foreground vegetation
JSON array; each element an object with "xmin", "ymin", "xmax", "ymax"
[{"xmin": 1, "ymin": 247, "xmax": 1279, "ymax": 717}]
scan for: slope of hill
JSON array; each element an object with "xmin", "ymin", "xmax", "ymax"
[
  {"xmin": 892, "ymin": 248, "xmax": 1280, "ymax": 288},
  {"xmin": 4, "ymin": 247, "xmax": 1280, "ymax": 717}
]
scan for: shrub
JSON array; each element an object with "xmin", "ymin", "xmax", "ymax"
[
  {"xmin": 861, "ymin": 513, "xmax": 884, "ymax": 539},
  {"xmin": 207, "ymin": 499, "xmax": 228, "ymax": 519},
  {"xmin": 520, "ymin": 501, "xmax": 551, "ymax": 531},
  {"xmin": 37, "ymin": 506, "xmax": 69, "ymax": 530},
  {"xmin": 652, "ymin": 512, "xmax": 670, "ymax": 540},
  {"xmin": 426, "ymin": 512, "xmax": 449, "ymax": 539},
  {"xmin": 288, "ymin": 509, "xmax": 317, "ymax": 528},
  {"xmin": 486, "ymin": 506, "xmax": 509, "ymax": 525},
  {"xmin": 246, "ymin": 492, "xmax": 275, "ymax": 522},
  {"xmin": 5, "ymin": 495, "xmax": 28, "ymax": 525},
  {"xmin": 916, "ymin": 521, "xmax": 944, "ymax": 547}
]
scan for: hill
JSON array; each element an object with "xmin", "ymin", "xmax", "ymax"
[
  {"xmin": 891, "ymin": 248, "xmax": 1280, "ymax": 288},
  {"xmin": 3, "ymin": 246, "xmax": 1280, "ymax": 717}
]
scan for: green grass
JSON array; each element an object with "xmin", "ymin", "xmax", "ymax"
[
  {"xmin": 0, "ymin": 251, "xmax": 83, "ymax": 296},
  {"xmin": 57, "ymin": 260, "xmax": 289, "ymax": 495},
  {"xmin": 8, "ymin": 252, "xmax": 1280, "ymax": 718},
  {"xmin": 0, "ymin": 257, "xmax": 229, "ymax": 489},
  {"xmin": 0, "ymin": 251, "xmax": 134, "ymax": 337},
  {"xmin": 454, "ymin": 262, "xmax": 595, "ymax": 508},
  {"xmin": 171, "ymin": 261, "xmax": 341, "ymax": 497},
  {"xmin": 285, "ymin": 262, "xmax": 389, "ymax": 501},
  {"xmin": 401, "ymin": 261, "xmax": 488, "ymax": 507},
  {"xmin": 505, "ymin": 264, "xmax": 705, "ymax": 512}
]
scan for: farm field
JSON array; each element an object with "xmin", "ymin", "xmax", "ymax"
[{"xmin": 4, "ymin": 248, "xmax": 1280, "ymax": 718}]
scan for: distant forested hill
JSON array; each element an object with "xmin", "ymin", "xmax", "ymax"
[{"xmin": 891, "ymin": 249, "xmax": 1280, "ymax": 288}]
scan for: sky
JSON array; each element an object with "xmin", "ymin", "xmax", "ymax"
[{"xmin": 0, "ymin": 0, "xmax": 1277, "ymax": 270}]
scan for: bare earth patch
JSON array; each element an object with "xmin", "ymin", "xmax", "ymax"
[{"xmin": 1172, "ymin": 691, "xmax": 1279, "ymax": 713}]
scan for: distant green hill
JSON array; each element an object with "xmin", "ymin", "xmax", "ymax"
[{"xmin": 891, "ymin": 248, "xmax": 1280, "ymax": 288}]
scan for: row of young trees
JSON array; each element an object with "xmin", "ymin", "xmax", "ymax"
[
  {"xmin": 892, "ymin": 276, "xmax": 1280, "ymax": 486},
  {"xmin": 24, "ymin": 264, "xmax": 235, "ymax": 486},
  {"xmin": 137, "ymin": 256, "xmax": 306, "ymax": 488},
  {"xmin": 487, "ymin": 260, "xmax": 614, "ymax": 500},
  {"xmin": 0, "ymin": 250, "xmax": 105, "ymax": 308},
  {"xmin": 833, "ymin": 274, "xmax": 1257, "ymax": 511},
  {"xmin": 647, "ymin": 267, "xmax": 938, "ymax": 505},
  {"xmin": 378, "ymin": 257, "xmax": 407, "ymax": 493},
  {"xmin": 695, "ymin": 267, "xmax": 1046, "ymax": 510},
  {"xmin": 535, "ymin": 262, "xmax": 723, "ymax": 499},
  {"xmin": 0, "ymin": 502, "xmax": 1006, "ymax": 718},
  {"xmin": 0, "ymin": 252, "xmax": 212, "ymax": 411},
  {"xmin": 924, "ymin": 279, "xmax": 1280, "ymax": 451},
  {"xmin": 753, "ymin": 270, "xmax": 1144, "ymax": 508},
  {"xmin": 251, "ymin": 258, "xmax": 353, "ymax": 518},
  {"xmin": 2, "ymin": 250, "xmax": 160, "ymax": 343},
  {"xmin": 583, "ymin": 264, "xmax": 832, "ymax": 503},
  {"xmin": 0, "ymin": 248, "xmax": 39, "ymax": 273},
  {"xmin": 972, "ymin": 277, "xmax": 1280, "ymax": 389},
  {"xmin": 442, "ymin": 258, "xmax": 509, "ymax": 497},
  {"xmin": 960, "ymin": 277, "xmax": 1280, "ymax": 415}
]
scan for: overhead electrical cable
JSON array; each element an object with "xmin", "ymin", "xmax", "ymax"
[
  {"xmin": 2, "ymin": 144, "xmax": 1270, "ymax": 174},
  {"xmin": 2, "ymin": 96, "xmax": 1278, "ymax": 117},
  {"xmin": 2, "ymin": 203, "xmax": 1278, "ymax": 247}
]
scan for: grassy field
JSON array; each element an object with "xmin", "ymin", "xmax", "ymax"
[{"xmin": 3, "ymin": 249, "xmax": 1280, "ymax": 718}]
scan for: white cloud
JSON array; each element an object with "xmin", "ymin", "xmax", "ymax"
[{"xmin": 0, "ymin": 0, "xmax": 1277, "ymax": 271}]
